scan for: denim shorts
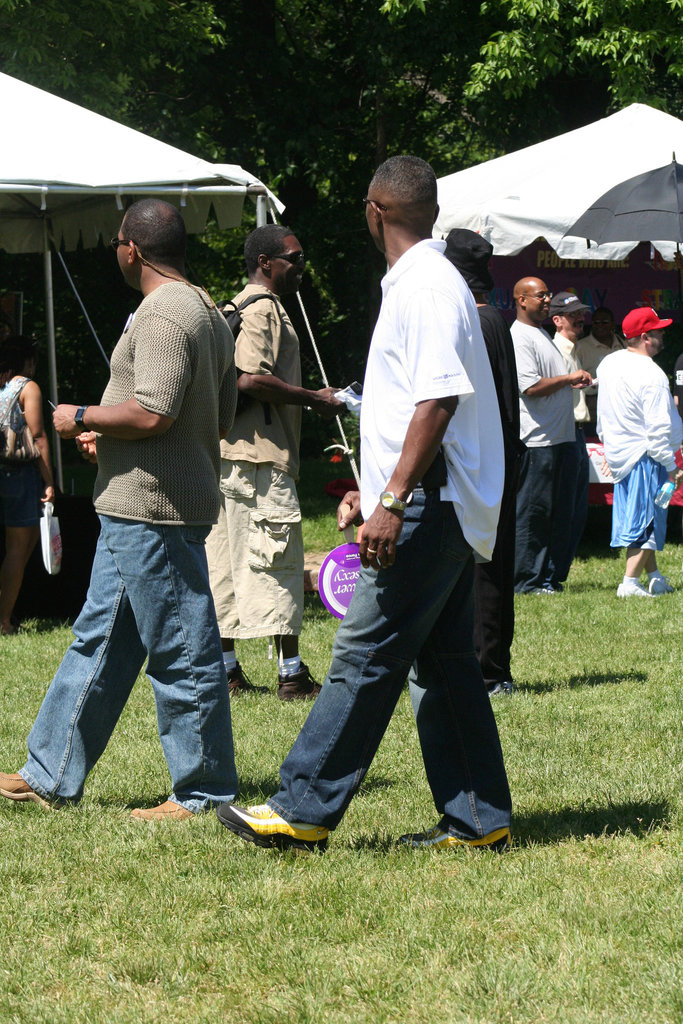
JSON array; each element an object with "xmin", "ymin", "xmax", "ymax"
[{"xmin": 0, "ymin": 461, "xmax": 42, "ymax": 527}]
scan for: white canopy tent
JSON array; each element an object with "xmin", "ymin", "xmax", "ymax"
[
  {"xmin": 0, "ymin": 72, "xmax": 284, "ymax": 485},
  {"xmin": 434, "ymin": 103, "xmax": 683, "ymax": 262}
]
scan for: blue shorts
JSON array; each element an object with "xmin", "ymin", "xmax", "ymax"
[
  {"xmin": 0, "ymin": 461, "xmax": 42, "ymax": 527},
  {"xmin": 611, "ymin": 455, "xmax": 668, "ymax": 551}
]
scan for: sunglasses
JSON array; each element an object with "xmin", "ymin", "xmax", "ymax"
[
  {"xmin": 110, "ymin": 237, "xmax": 131, "ymax": 250},
  {"xmin": 272, "ymin": 251, "xmax": 305, "ymax": 266},
  {"xmin": 362, "ymin": 197, "xmax": 389, "ymax": 212}
]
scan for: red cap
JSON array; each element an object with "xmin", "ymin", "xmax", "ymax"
[{"xmin": 622, "ymin": 307, "xmax": 673, "ymax": 339}]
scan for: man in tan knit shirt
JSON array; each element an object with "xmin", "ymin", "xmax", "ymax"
[
  {"xmin": 206, "ymin": 224, "xmax": 342, "ymax": 699},
  {"xmin": 0, "ymin": 199, "xmax": 239, "ymax": 820}
]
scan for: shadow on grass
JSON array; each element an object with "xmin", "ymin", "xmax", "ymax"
[
  {"xmin": 112, "ymin": 773, "xmax": 396, "ymax": 814},
  {"xmin": 232, "ymin": 775, "xmax": 285, "ymax": 803},
  {"xmin": 117, "ymin": 775, "xmax": 282, "ymax": 812},
  {"xmin": 522, "ymin": 669, "xmax": 647, "ymax": 694},
  {"xmin": 357, "ymin": 775, "xmax": 397, "ymax": 794},
  {"xmin": 340, "ymin": 799, "xmax": 671, "ymax": 853},
  {"xmin": 513, "ymin": 798, "xmax": 671, "ymax": 847},
  {"xmin": 11, "ymin": 618, "xmax": 73, "ymax": 635}
]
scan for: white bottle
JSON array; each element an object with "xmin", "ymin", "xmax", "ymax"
[{"xmin": 654, "ymin": 480, "xmax": 675, "ymax": 509}]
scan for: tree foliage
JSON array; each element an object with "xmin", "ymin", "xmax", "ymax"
[
  {"xmin": 0, "ymin": 1, "xmax": 224, "ymax": 125},
  {"xmin": 1, "ymin": 0, "xmax": 683, "ymax": 448},
  {"xmin": 464, "ymin": 0, "xmax": 683, "ymax": 145}
]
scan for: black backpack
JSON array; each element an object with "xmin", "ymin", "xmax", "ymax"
[
  {"xmin": 219, "ymin": 292, "xmax": 277, "ymax": 422},
  {"xmin": 220, "ymin": 292, "xmax": 276, "ymax": 345}
]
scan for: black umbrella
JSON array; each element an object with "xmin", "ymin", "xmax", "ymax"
[{"xmin": 564, "ymin": 157, "xmax": 683, "ymax": 245}]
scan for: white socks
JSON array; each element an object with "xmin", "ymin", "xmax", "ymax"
[{"xmin": 279, "ymin": 655, "xmax": 301, "ymax": 677}]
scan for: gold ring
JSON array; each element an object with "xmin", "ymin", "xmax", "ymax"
[{"xmin": 366, "ymin": 548, "xmax": 378, "ymax": 555}]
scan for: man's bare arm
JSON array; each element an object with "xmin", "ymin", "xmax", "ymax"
[
  {"xmin": 237, "ymin": 373, "xmax": 343, "ymax": 420},
  {"xmin": 53, "ymin": 399, "xmax": 173, "ymax": 440},
  {"xmin": 525, "ymin": 369, "xmax": 592, "ymax": 397}
]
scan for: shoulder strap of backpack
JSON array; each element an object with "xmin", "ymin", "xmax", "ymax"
[
  {"xmin": 221, "ymin": 292, "xmax": 278, "ymax": 320},
  {"xmin": 237, "ymin": 292, "xmax": 278, "ymax": 313}
]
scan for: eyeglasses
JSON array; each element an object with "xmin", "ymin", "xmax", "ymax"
[
  {"xmin": 110, "ymin": 237, "xmax": 131, "ymax": 250},
  {"xmin": 522, "ymin": 291, "xmax": 553, "ymax": 300},
  {"xmin": 362, "ymin": 197, "xmax": 389, "ymax": 212},
  {"xmin": 272, "ymin": 251, "xmax": 305, "ymax": 266}
]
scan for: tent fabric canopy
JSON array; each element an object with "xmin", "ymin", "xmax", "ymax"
[
  {"xmin": 434, "ymin": 103, "xmax": 683, "ymax": 262},
  {"xmin": 0, "ymin": 71, "xmax": 283, "ymax": 489},
  {"xmin": 0, "ymin": 72, "xmax": 283, "ymax": 254}
]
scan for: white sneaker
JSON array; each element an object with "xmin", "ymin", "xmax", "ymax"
[
  {"xmin": 616, "ymin": 581, "xmax": 655, "ymax": 598},
  {"xmin": 649, "ymin": 575, "xmax": 674, "ymax": 595}
]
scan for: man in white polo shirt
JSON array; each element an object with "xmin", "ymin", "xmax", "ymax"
[
  {"xmin": 597, "ymin": 307, "xmax": 682, "ymax": 597},
  {"xmin": 216, "ymin": 155, "xmax": 512, "ymax": 854}
]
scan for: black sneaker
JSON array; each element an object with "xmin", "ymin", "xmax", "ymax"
[
  {"xmin": 226, "ymin": 660, "xmax": 255, "ymax": 696},
  {"xmin": 216, "ymin": 802, "xmax": 329, "ymax": 852},
  {"xmin": 277, "ymin": 660, "xmax": 321, "ymax": 701}
]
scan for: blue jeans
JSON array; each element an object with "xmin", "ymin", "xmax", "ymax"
[
  {"xmin": 515, "ymin": 442, "xmax": 574, "ymax": 592},
  {"xmin": 268, "ymin": 490, "xmax": 511, "ymax": 840},
  {"xmin": 20, "ymin": 515, "xmax": 238, "ymax": 812}
]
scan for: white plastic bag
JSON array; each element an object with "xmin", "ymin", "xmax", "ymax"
[{"xmin": 40, "ymin": 501, "xmax": 62, "ymax": 575}]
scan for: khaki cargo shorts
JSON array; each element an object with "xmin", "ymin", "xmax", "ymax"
[{"xmin": 206, "ymin": 460, "xmax": 304, "ymax": 639}]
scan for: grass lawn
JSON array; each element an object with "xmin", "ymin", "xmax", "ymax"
[{"xmin": 0, "ymin": 488, "xmax": 681, "ymax": 1023}]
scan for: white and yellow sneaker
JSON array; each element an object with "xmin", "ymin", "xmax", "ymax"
[
  {"xmin": 216, "ymin": 802, "xmax": 329, "ymax": 852},
  {"xmin": 399, "ymin": 824, "xmax": 511, "ymax": 851}
]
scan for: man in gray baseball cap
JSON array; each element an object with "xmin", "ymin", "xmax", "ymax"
[{"xmin": 548, "ymin": 291, "xmax": 592, "ymax": 588}]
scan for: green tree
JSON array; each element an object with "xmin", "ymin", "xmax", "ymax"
[
  {"xmin": 463, "ymin": 0, "xmax": 683, "ymax": 147},
  {"xmin": 3, "ymin": 0, "xmax": 683, "ymax": 448},
  {"xmin": 0, "ymin": 0, "xmax": 224, "ymax": 129}
]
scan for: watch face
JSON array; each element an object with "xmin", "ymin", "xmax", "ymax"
[{"xmin": 380, "ymin": 491, "xmax": 403, "ymax": 510}]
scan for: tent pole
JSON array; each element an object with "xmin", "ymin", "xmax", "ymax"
[
  {"xmin": 256, "ymin": 194, "xmax": 267, "ymax": 227},
  {"xmin": 43, "ymin": 219, "xmax": 63, "ymax": 491}
]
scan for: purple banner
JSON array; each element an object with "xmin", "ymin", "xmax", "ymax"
[{"xmin": 489, "ymin": 241, "xmax": 681, "ymax": 325}]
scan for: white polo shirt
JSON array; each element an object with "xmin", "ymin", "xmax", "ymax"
[{"xmin": 360, "ymin": 238, "xmax": 503, "ymax": 561}]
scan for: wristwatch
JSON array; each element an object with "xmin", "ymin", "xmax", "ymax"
[
  {"xmin": 379, "ymin": 490, "xmax": 407, "ymax": 512},
  {"xmin": 74, "ymin": 405, "xmax": 88, "ymax": 429}
]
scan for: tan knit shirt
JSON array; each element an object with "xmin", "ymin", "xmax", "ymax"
[{"xmin": 94, "ymin": 281, "xmax": 236, "ymax": 525}]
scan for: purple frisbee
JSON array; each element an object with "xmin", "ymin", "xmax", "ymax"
[{"xmin": 318, "ymin": 542, "xmax": 361, "ymax": 619}]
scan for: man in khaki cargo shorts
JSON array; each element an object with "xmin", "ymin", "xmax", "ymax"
[{"xmin": 206, "ymin": 224, "xmax": 342, "ymax": 699}]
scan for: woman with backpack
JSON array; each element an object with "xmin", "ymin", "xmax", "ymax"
[{"xmin": 0, "ymin": 335, "xmax": 54, "ymax": 634}]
